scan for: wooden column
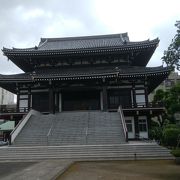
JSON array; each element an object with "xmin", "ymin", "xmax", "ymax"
[
  {"xmin": 132, "ymin": 82, "xmax": 136, "ymax": 108},
  {"xmin": 59, "ymin": 92, "xmax": 62, "ymax": 112},
  {"xmin": 134, "ymin": 114, "xmax": 139, "ymax": 139},
  {"xmin": 147, "ymin": 113, "xmax": 151, "ymax": 138},
  {"xmin": 54, "ymin": 92, "xmax": 58, "ymax": 112},
  {"xmin": 144, "ymin": 84, "xmax": 149, "ymax": 107},
  {"xmin": 100, "ymin": 91, "xmax": 103, "ymax": 111},
  {"xmin": 49, "ymin": 81, "xmax": 54, "ymax": 114},
  {"xmin": 16, "ymin": 92, "xmax": 20, "ymax": 112},
  {"xmin": 28, "ymin": 87, "xmax": 31, "ymax": 111},
  {"xmin": 16, "ymin": 84, "xmax": 20, "ymax": 112},
  {"xmin": 102, "ymin": 86, "xmax": 108, "ymax": 111}
]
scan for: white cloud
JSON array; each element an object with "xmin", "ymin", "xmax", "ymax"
[
  {"xmin": 44, "ymin": 16, "xmax": 85, "ymax": 37},
  {"xmin": 0, "ymin": 0, "xmax": 179, "ymax": 73},
  {"xmin": 94, "ymin": 0, "xmax": 180, "ymax": 40}
]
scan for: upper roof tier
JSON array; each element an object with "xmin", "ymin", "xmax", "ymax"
[
  {"xmin": 2, "ymin": 33, "xmax": 159, "ymax": 72},
  {"xmin": 38, "ymin": 33, "xmax": 130, "ymax": 50}
]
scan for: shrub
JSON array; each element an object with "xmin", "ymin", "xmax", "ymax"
[
  {"xmin": 149, "ymin": 126, "xmax": 163, "ymax": 141},
  {"xmin": 162, "ymin": 126, "xmax": 180, "ymax": 147},
  {"xmin": 171, "ymin": 149, "xmax": 180, "ymax": 157},
  {"xmin": 165, "ymin": 124, "xmax": 178, "ymax": 129}
]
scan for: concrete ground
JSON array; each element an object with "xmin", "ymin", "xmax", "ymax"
[
  {"xmin": 57, "ymin": 160, "xmax": 180, "ymax": 180},
  {"xmin": 0, "ymin": 160, "xmax": 179, "ymax": 180},
  {"xmin": 0, "ymin": 161, "xmax": 37, "ymax": 179},
  {"xmin": 0, "ymin": 160, "xmax": 72, "ymax": 180}
]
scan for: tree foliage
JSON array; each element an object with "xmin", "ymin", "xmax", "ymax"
[
  {"xmin": 162, "ymin": 21, "xmax": 180, "ymax": 70},
  {"xmin": 153, "ymin": 83, "xmax": 180, "ymax": 122},
  {"xmin": 162, "ymin": 126, "xmax": 180, "ymax": 147},
  {"xmin": 151, "ymin": 84, "xmax": 180, "ymax": 144}
]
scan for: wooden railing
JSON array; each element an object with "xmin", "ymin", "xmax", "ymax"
[
  {"xmin": 121, "ymin": 102, "xmax": 164, "ymax": 109},
  {"xmin": 0, "ymin": 105, "xmax": 29, "ymax": 113},
  {"xmin": 118, "ymin": 105, "xmax": 128, "ymax": 142}
]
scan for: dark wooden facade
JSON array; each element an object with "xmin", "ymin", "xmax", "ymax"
[{"xmin": 0, "ymin": 33, "xmax": 172, "ymax": 139}]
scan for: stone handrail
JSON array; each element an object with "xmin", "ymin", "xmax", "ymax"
[
  {"xmin": 10, "ymin": 109, "xmax": 41, "ymax": 144},
  {"xmin": 118, "ymin": 105, "xmax": 128, "ymax": 142}
]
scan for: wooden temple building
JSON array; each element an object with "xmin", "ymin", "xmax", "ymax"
[{"xmin": 0, "ymin": 33, "xmax": 171, "ymax": 140}]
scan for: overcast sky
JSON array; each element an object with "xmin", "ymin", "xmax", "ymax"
[{"xmin": 0, "ymin": 0, "xmax": 179, "ymax": 74}]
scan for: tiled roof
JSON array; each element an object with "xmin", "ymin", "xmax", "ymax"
[
  {"xmin": 0, "ymin": 66, "xmax": 172, "ymax": 82},
  {"xmin": 2, "ymin": 33, "xmax": 159, "ymax": 53},
  {"xmin": 38, "ymin": 33, "xmax": 130, "ymax": 50},
  {"xmin": 0, "ymin": 73, "xmax": 31, "ymax": 81},
  {"xmin": 33, "ymin": 66, "xmax": 171, "ymax": 80}
]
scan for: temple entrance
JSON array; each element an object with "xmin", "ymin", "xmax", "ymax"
[
  {"xmin": 32, "ymin": 92, "xmax": 49, "ymax": 112},
  {"xmin": 62, "ymin": 90, "xmax": 100, "ymax": 111},
  {"xmin": 108, "ymin": 89, "xmax": 132, "ymax": 109}
]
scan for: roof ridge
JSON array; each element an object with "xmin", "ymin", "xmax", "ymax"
[{"xmin": 40, "ymin": 33, "xmax": 129, "ymax": 43}]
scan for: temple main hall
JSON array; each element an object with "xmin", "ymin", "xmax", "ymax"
[{"xmin": 0, "ymin": 33, "xmax": 171, "ymax": 144}]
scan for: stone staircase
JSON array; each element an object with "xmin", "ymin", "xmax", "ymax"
[
  {"xmin": 13, "ymin": 111, "xmax": 126, "ymax": 146},
  {"xmin": 8, "ymin": 111, "xmax": 173, "ymax": 161},
  {"xmin": 13, "ymin": 114, "xmax": 55, "ymax": 146},
  {"xmin": 48, "ymin": 112, "xmax": 125, "ymax": 146},
  {"xmin": 0, "ymin": 143, "xmax": 173, "ymax": 161}
]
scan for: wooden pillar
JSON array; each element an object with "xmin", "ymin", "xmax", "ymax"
[
  {"xmin": 49, "ymin": 81, "xmax": 54, "ymax": 114},
  {"xmin": 132, "ymin": 82, "xmax": 136, "ymax": 108},
  {"xmin": 16, "ymin": 83, "xmax": 20, "ymax": 112},
  {"xmin": 100, "ymin": 91, "xmax": 103, "ymax": 111},
  {"xmin": 134, "ymin": 114, "xmax": 139, "ymax": 139},
  {"xmin": 147, "ymin": 113, "xmax": 151, "ymax": 138},
  {"xmin": 54, "ymin": 92, "xmax": 58, "ymax": 112},
  {"xmin": 102, "ymin": 86, "xmax": 108, "ymax": 111},
  {"xmin": 16, "ymin": 92, "xmax": 20, "ymax": 112},
  {"xmin": 59, "ymin": 92, "xmax": 62, "ymax": 112},
  {"xmin": 28, "ymin": 87, "xmax": 31, "ymax": 111},
  {"xmin": 144, "ymin": 85, "xmax": 149, "ymax": 107}
]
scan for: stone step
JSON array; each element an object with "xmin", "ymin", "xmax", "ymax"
[
  {"xmin": 13, "ymin": 111, "xmax": 126, "ymax": 146},
  {"xmin": 0, "ymin": 144, "xmax": 173, "ymax": 160}
]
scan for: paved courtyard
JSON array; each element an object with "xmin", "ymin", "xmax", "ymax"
[
  {"xmin": 0, "ymin": 160, "xmax": 179, "ymax": 180},
  {"xmin": 58, "ymin": 160, "xmax": 180, "ymax": 180},
  {"xmin": 0, "ymin": 160, "xmax": 72, "ymax": 180}
]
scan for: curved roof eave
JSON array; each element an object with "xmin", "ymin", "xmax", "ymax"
[
  {"xmin": 0, "ymin": 66, "xmax": 172, "ymax": 82},
  {"xmin": 2, "ymin": 38, "xmax": 159, "ymax": 56}
]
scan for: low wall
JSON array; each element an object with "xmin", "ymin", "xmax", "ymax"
[{"xmin": 11, "ymin": 109, "xmax": 40, "ymax": 143}]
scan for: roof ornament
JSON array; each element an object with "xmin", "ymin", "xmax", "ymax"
[
  {"xmin": 30, "ymin": 71, "xmax": 36, "ymax": 80},
  {"xmin": 120, "ymin": 34, "xmax": 127, "ymax": 44},
  {"xmin": 30, "ymin": 71, "xmax": 36, "ymax": 76},
  {"xmin": 123, "ymin": 40, "xmax": 127, "ymax": 45},
  {"xmin": 38, "ymin": 39, "xmax": 48, "ymax": 48},
  {"xmin": 120, "ymin": 34, "xmax": 124, "ymax": 41}
]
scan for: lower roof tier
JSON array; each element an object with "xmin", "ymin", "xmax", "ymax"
[{"xmin": 0, "ymin": 66, "xmax": 172, "ymax": 93}]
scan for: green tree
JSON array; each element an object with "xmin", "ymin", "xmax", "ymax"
[
  {"xmin": 153, "ymin": 83, "xmax": 180, "ymax": 123},
  {"xmin": 166, "ymin": 83, "xmax": 180, "ymax": 116},
  {"xmin": 151, "ymin": 85, "xmax": 180, "ymax": 143},
  {"xmin": 162, "ymin": 21, "xmax": 180, "ymax": 70},
  {"xmin": 153, "ymin": 89, "xmax": 169, "ymax": 127}
]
